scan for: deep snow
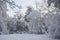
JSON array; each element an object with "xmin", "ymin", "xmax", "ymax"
[{"xmin": 0, "ymin": 34, "xmax": 59, "ymax": 40}]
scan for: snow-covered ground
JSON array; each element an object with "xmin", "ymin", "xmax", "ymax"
[{"xmin": 0, "ymin": 34, "xmax": 59, "ymax": 40}]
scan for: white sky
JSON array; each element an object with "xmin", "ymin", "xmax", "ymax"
[{"xmin": 7, "ymin": 0, "xmax": 45, "ymax": 17}]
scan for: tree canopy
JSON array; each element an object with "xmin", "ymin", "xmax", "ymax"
[
  {"xmin": 47, "ymin": 0, "xmax": 60, "ymax": 9},
  {"xmin": 0, "ymin": 0, "xmax": 21, "ymax": 9}
]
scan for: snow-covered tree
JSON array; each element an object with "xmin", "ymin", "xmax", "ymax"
[
  {"xmin": 24, "ymin": 6, "xmax": 33, "ymax": 22},
  {"xmin": 24, "ymin": 7, "xmax": 47, "ymax": 34},
  {"xmin": 47, "ymin": 0, "xmax": 60, "ymax": 38},
  {"xmin": 0, "ymin": 0, "xmax": 21, "ymax": 34},
  {"xmin": 47, "ymin": 0, "xmax": 60, "ymax": 9},
  {"xmin": 45, "ymin": 11, "xmax": 60, "ymax": 38}
]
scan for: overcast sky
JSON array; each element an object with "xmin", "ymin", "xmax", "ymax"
[{"xmin": 7, "ymin": 0, "xmax": 45, "ymax": 17}]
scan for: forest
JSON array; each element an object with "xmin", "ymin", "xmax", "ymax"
[{"xmin": 0, "ymin": 0, "xmax": 60, "ymax": 39}]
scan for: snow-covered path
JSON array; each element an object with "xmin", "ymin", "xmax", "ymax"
[{"xmin": 0, "ymin": 34, "xmax": 59, "ymax": 40}]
